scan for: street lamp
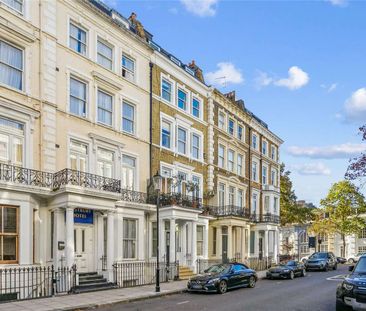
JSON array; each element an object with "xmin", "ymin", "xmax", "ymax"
[{"xmin": 153, "ymin": 171, "xmax": 162, "ymax": 293}]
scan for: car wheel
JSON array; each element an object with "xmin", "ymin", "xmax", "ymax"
[
  {"xmin": 289, "ymin": 271, "xmax": 294, "ymax": 280},
  {"xmin": 323, "ymin": 265, "xmax": 328, "ymax": 272},
  {"xmin": 267, "ymin": 275, "xmax": 272, "ymax": 280},
  {"xmin": 348, "ymin": 258, "xmax": 355, "ymax": 264},
  {"xmin": 336, "ymin": 299, "xmax": 352, "ymax": 311},
  {"xmin": 248, "ymin": 276, "xmax": 256, "ymax": 288},
  {"xmin": 301, "ymin": 269, "xmax": 306, "ymax": 277},
  {"xmin": 218, "ymin": 280, "xmax": 228, "ymax": 294},
  {"xmin": 333, "ymin": 264, "xmax": 337, "ymax": 271}
]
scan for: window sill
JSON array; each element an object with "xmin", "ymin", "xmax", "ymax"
[
  {"xmin": 121, "ymin": 130, "xmax": 137, "ymax": 139},
  {"xmin": 0, "ymin": 82, "xmax": 26, "ymax": 96}
]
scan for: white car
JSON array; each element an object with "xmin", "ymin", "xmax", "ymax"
[{"xmin": 347, "ymin": 252, "xmax": 366, "ymax": 264}]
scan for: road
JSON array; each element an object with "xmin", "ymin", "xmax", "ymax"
[{"xmin": 93, "ymin": 265, "xmax": 348, "ymax": 311}]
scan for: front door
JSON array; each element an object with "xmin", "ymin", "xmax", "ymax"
[
  {"xmin": 259, "ymin": 237, "xmax": 263, "ymax": 260},
  {"xmin": 74, "ymin": 225, "xmax": 94, "ymax": 273},
  {"xmin": 222, "ymin": 227, "xmax": 228, "ymax": 263}
]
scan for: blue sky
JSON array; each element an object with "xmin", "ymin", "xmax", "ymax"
[{"xmin": 103, "ymin": 0, "xmax": 366, "ymax": 205}]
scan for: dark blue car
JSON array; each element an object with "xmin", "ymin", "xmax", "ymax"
[{"xmin": 187, "ymin": 263, "xmax": 257, "ymax": 294}]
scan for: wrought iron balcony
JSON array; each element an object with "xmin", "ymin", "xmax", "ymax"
[
  {"xmin": 0, "ymin": 163, "xmax": 53, "ymax": 188},
  {"xmin": 53, "ymin": 168, "xmax": 121, "ymax": 193},
  {"xmin": 207, "ymin": 205, "xmax": 250, "ymax": 218},
  {"xmin": 148, "ymin": 192, "xmax": 202, "ymax": 209},
  {"xmin": 0, "ymin": 164, "xmax": 148, "ymax": 204},
  {"xmin": 251, "ymin": 213, "xmax": 281, "ymax": 224}
]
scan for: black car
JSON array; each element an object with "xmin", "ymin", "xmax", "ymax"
[
  {"xmin": 337, "ymin": 257, "xmax": 347, "ymax": 264},
  {"xmin": 187, "ymin": 263, "xmax": 257, "ymax": 294},
  {"xmin": 336, "ymin": 254, "xmax": 366, "ymax": 310},
  {"xmin": 305, "ymin": 252, "xmax": 338, "ymax": 271},
  {"xmin": 266, "ymin": 260, "xmax": 306, "ymax": 279}
]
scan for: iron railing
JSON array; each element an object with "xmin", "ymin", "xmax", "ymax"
[
  {"xmin": 207, "ymin": 205, "xmax": 250, "ymax": 218},
  {"xmin": 148, "ymin": 192, "xmax": 202, "ymax": 208},
  {"xmin": 121, "ymin": 188, "xmax": 147, "ymax": 203},
  {"xmin": 0, "ymin": 163, "xmax": 53, "ymax": 188},
  {"xmin": 196, "ymin": 257, "xmax": 273, "ymax": 274},
  {"xmin": 113, "ymin": 261, "xmax": 179, "ymax": 288},
  {"xmin": 0, "ymin": 265, "xmax": 76, "ymax": 303},
  {"xmin": 251, "ymin": 213, "xmax": 281, "ymax": 224}
]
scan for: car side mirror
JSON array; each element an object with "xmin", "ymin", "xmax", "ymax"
[
  {"xmin": 349, "ymin": 266, "xmax": 354, "ymax": 272},
  {"xmin": 204, "ymin": 269, "xmax": 208, "ymax": 273}
]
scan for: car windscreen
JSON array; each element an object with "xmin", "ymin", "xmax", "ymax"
[
  {"xmin": 354, "ymin": 257, "xmax": 366, "ymax": 274},
  {"xmin": 206, "ymin": 264, "xmax": 230, "ymax": 274},
  {"xmin": 309, "ymin": 253, "xmax": 327, "ymax": 259}
]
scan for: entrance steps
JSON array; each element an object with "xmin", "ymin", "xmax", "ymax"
[
  {"xmin": 73, "ymin": 272, "xmax": 116, "ymax": 293},
  {"xmin": 179, "ymin": 266, "xmax": 195, "ymax": 280}
]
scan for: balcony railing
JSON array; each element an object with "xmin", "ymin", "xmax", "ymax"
[
  {"xmin": 206, "ymin": 205, "xmax": 250, "ymax": 218},
  {"xmin": 251, "ymin": 213, "xmax": 281, "ymax": 224},
  {"xmin": 0, "ymin": 163, "xmax": 54, "ymax": 188},
  {"xmin": 53, "ymin": 168, "xmax": 121, "ymax": 193},
  {"xmin": 147, "ymin": 192, "xmax": 202, "ymax": 209},
  {"xmin": 0, "ymin": 164, "xmax": 147, "ymax": 204}
]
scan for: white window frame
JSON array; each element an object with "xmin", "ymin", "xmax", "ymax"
[
  {"xmin": 191, "ymin": 133, "xmax": 201, "ymax": 160},
  {"xmin": 69, "ymin": 139, "xmax": 89, "ymax": 172},
  {"xmin": 252, "ymin": 160, "xmax": 258, "ymax": 182},
  {"xmin": 69, "ymin": 76, "xmax": 88, "ymax": 118},
  {"xmin": 69, "ymin": 22, "xmax": 88, "ymax": 56},
  {"xmin": 0, "ymin": 40, "xmax": 24, "ymax": 91},
  {"xmin": 228, "ymin": 186, "xmax": 235, "ymax": 205},
  {"xmin": 262, "ymin": 140, "xmax": 267, "ymax": 156},
  {"xmin": 237, "ymin": 124, "xmax": 243, "ymax": 141},
  {"xmin": 0, "ymin": 116, "xmax": 24, "ymax": 166},
  {"xmin": 218, "ymin": 183, "xmax": 225, "ymax": 206},
  {"xmin": 97, "ymin": 37, "xmax": 113, "ymax": 71},
  {"xmin": 252, "ymin": 133, "xmax": 258, "ymax": 150},
  {"xmin": 262, "ymin": 165, "xmax": 267, "ymax": 185},
  {"xmin": 123, "ymin": 218, "xmax": 137, "ymax": 259},
  {"xmin": 161, "ymin": 77, "xmax": 173, "ymax": 104},
  {"xmin": 228, "ymin": 149, "xmax": 234, "ymax": 172},
  {"xmin": 238, "ymin": 189, "xmax": 244, "ymax": 208},
  {"xmin": 121, "ymin": 153, "xmax": 137, "ymax": 190},
  {"xmin": 192, "ymin": 97, "xmax": 201, "ymax": 119},
  {"xmin": 97, "ymin": 89, "xmax": 113, "ymax": 127},
  {"xmin": 96, "ymin": 147, "xmax": 114, "ymax": 178},
  {"xmin": 177, "ymin": 88, "xmax": 188, "ymax": 111},
  {"xmin": 218, "ymin": 144, "xmax": 225, "ymax": 168},
  {"xmin": 271, "ymin": 145, "xmax": 277, "ymax": 161},
  {"xmin": 0, "ymin": 0, "xmax": 24, "ymax": 14},
  {"xmin": 237, "ymin": 154, "xmax": 243, "ymax": 176},
  {"xmin": 218, "ymin": 112, "xmax": 225, "ymax": 130},
  {"xmin": 177, "ymin": 126, "xmax": 188, "ymax": 156},
  {"xmin": 122, "ymin": 100, "xmax": 136, "ymax": 135},
  {"xmin": 121, "ymin": 53, "xmax": 135, "ymax": 82},
  {"xmin": 161, "ymin": 119, "xmax": 173, "ymax": 150},
  {"xmin": 228, "ymin": 118, "xmax": 235, "ymax": 136}
]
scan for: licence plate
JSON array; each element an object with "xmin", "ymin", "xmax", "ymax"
[
  {"xmin": 192, "ymin": 284, "xmax": 202, "ymax": 289},
  {"xmin": 272, "ymin": 273, "xmax": 279, "ymax": 277}
]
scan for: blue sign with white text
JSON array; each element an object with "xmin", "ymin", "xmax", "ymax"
[{"xmin": 74, "ymin": 208, "xmax": 94, "ymax": 224}]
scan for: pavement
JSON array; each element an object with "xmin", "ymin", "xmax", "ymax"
[
  {"xmin": 0, "ymin": 270, "xmax": 291, "ymax": 311},
  {"xmin": 94, "ymin": 265, "xmax": 349, "ymax": 311}
]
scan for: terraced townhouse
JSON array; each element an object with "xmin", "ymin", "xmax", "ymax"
[{"xmin": 207, "ymin": 90, "xmax": 283, "ymax": 263}]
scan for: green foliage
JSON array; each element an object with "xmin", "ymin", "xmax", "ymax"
[
  {"xmin": 280, "ymin": 164, "xmax": 315, "ymax": 226},
  {"xmin": 312, "ymin": 180, "xmax": 366, "ymax": 237}
]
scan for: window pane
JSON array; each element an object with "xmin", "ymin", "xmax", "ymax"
[
  {"xmin": 0, "ymin": 41, "xmax": 23, "ymax": 70},
  {"xmin": 0, "ymin": 134, "xmax": 9, "ymax": 161},
  {"xmin": 192, "ymin": 98, "xmax": 200, "ymax": 118},
  {"xmin": 1, "ymin": 0, "xmax": 23, "ymax": 12},
  {"xmin": 162, "ymin": 80, "xmax": 171, "ymax": 102},
  {"xmin": 3, "ymin": 236, "xmax": 16, "ymax": 261},
  {"xmin": 178, "ymin": 89, "xmax": 187, "ymax": 110},
  {"xmin": 3, "ymin": 207, "xmax": 16, "ymax": 233},
  {"xmin": 161, "ymin": 121, "xmax": 171, "ymax": 148},
  {"xmin": 12, "ymin": 137, "xmax": 23, "ymax": 164},
  {"xmin": 122, "ymin": 102, "xmax": 135, "ymax": 133},
  {"xmin": 97, "ymin": 40, "xmax": 112, "ymax": 70}
]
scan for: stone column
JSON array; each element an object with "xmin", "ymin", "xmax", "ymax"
[
  {"xmin": 96, "ymin": 213, "xmax": 104, "ymax": 271},
  {"xmin": 227, "ymin": 225, "xmax": 233, "ymax": 260},
  {"xmin": 204, "ymin": 224, "xmax": 209, "ymax": 259},
  {"xmin": 217, "ymin": 226, "xmax": 222, "ymax": 260},
  {"xmin": 170, "ymin": 219, "xmax": 176, "ymax": 263},
  {"xmin": 191, "ymin": 221, "xmax": 197, "ymax": 272},
  {"xmin": 107, "ymin": 211, "xmax": 115, "ymax": 281},
  {"xmin": 159, "ymin": 218, "xmax": 165, "ymax": 262},
  {"xmin": 274, "ymin": 230, "xmax": 279, "ymax": 263},
  {"xmin": 264, "ymin": 230, "xmax": 269, "ymax": 258},
  {"xmin": 65, "ymin": 207, "xmax": 74, "ymax": 268}
]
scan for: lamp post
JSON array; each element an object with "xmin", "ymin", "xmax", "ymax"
[{"xmin": 153, "ymin": 171, "xmax": 162, "ymax": 293}]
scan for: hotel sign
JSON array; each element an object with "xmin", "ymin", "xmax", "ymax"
[{"xmin": 74, "ymin": 208, "xmax": 94, "ymax": 224}]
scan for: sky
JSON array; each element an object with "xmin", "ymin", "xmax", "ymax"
[{"xmin": 102, "ymin": 0, "xmax": 366, "ymax": 205}]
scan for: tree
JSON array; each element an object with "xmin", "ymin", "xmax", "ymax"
[
  {"xmin": 311, "ymin": 180, "xmax": 366, "ymax": 256},
  {"xmin": 346, "ymin": 125, "xmax": 366, "ymax": 184},
  {"xmin": 280, "ymin": 164, "xmax": 314, "ymax": 226}
]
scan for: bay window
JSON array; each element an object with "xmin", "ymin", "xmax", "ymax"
[
  {"xmin": 123, "ymin": 219, "xmax": 137, "ymax": 259},
  {"xmin": 97, "ymin": 90, "xmax": 113, "ymax": 126},
  {"xmin": 121, "ymin": 154, "xmax": 136, "ymax": 190},
  {"xmin": 0, "ymin": 40, "xmax": 23, "ymax": 90},
  {"xmin": 0, "ymin": 205, "xmax": 18, "ymax": 263}
]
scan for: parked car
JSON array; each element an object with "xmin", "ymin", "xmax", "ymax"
[
  {"xmin": 305, "ymin": 252, "xmax": 338, "ymax": 271},
  {"xmin": 266, "ymin": 260, "xmax": 306, "ymax": 279},
  {"xmin": 187, "ymin": 263, "xmax": 257, "ymax": 294},
  {"xmin": 336, "ymin": 254, "xmax": 366, "ymax": 310},
  {"xmin": 337, "ymin": 257, "xmax": 347, "ymax": 264},
  {"xmin": 347, "ymin": 252, "xmax": 366, "ymax": 264}
]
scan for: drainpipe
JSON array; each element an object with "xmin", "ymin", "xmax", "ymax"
[{"xmin": 149, "ymin": 62, "xmax": 154, "ymax": 180}]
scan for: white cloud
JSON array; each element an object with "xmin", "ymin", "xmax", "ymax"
[
  {"xmin": 274, "ymin": 66, "xmax": 310, "ymax": 90},
  {"xmin": 205, "ymin": 62, "xmax": 244, "ymax": 86},
  {"xmin": 326, "ymin": 0, "xmax": 348, "ymax": 7},
  {"xmin": 344, "ymin": 87, "xmax": 366, "ymax": 122},
  {"xmin": 254, "ymin": 71, "xmax": 273, "ymax": 89},
  {"xmin": 180, "ymin": 0, "xmax": 219, "ymax": 17},
  {"xmin": 291, "ymin": 162, "xmax": 331, "ymax": 176},
  {"xmin": 287, "ymin": 143, "xmax": 366, "ymax": 159}
]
